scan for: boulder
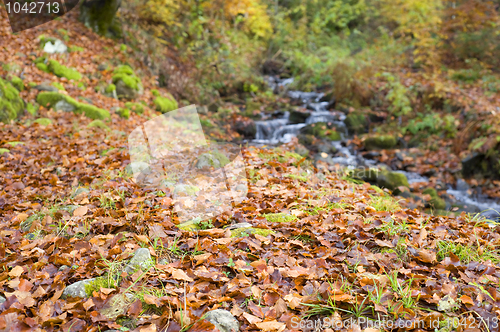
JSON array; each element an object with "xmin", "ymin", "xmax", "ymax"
[
  {"xmin": 124, "ymin": 248, "xmax": 153, "ymax": 274},
  {"xmin": 422, "ymin": 188, "xmax": 446, "ymax": 210},
  {"xmin": 0, "ymin": 77, "xmax": 24, "ymax": 123},
  {"xmin": 36, "ymin": 92, "xmax": 109, "ymax": 120},
  {"xmin": 34, "ymin": 84, "xmax": 59, "ymax": 92},
  {"xmin": 62, "ymin": 278, "xmax": 97, "ymax": 299},
  {"xmin": 345, "ymin": 112, "xmax": 368, "ymax": 135},
  {"xmin": 289, "ymin": 108, "xmax": 311, "ymax": 124},
  {"xmin": 112, "ymin": 65, "xmax": 143, "ymax": 100},
  {"xmin": 232, "ymin": 116, "xmax": 256, "ymax": 138},
  {"xmin": 376, "ymin": 170, "xmax": 409, "ymax": 192},
  {"xmin": 204, "ymin": 309, "xmax": 239, "ymax": 332},
  {"xmin": 461, "ymin": 152, "xmax": 500, "ymax": 180},
  {"xmin": 363, "ymin": 135, "xmax": 397, "ymax": 150},
  {"xmin": 79, "ymin": 0, "xmax": 122, "ymax": 38},
  {"xmin": 54, "ymin": 99, "xmax": 76, "ymax": 112}
]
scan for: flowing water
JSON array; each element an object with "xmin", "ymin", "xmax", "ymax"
[{"xmin": 254, "ymin": 77, "xmax": 500, "ymax": 221}]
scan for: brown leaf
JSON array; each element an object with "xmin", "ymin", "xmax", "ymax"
[
  {"xmin": 73, "ymin": 206, "xmax": 88, "ymax": 217},
  {"xmin": 254, "ymin": 320, "xmax": 286, "ymax": 331},
  {"xmin": 170, "ymin": 268, "xmax": 193, "ymax": 282},
  {"xmin": 9, "ymin": 266, "xmax": 24, "ymax": 278},
  {"xmin": 83, "ymin": 298, "xmax": 94, "ymax": 311}
]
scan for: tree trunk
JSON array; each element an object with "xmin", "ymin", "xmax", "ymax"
[{"xmin": 80, "ymin": 0, "xmax": 122, "ymax": 38}]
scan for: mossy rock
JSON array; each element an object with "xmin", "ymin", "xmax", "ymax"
[
  {"xmin": 36, "ymin": 92, "xmax": 110, "ymax": 120},
  {"xmin": 0, "ymin": 77, "xmax": 24, "ymax": 123},
  {"xmin": 423, "ymin": 188, "xmax": 446, "ymax": 210},
  {"xmin": 154, "ymin": 96, "xmax": 178, "ymax": 113},
  {"xmin": 84, "ymin": 277, "xmax": 117, "ymax": 297},
  {"xmin": 33, "ymin": 118, "xmax": 53, "ymax": 126},
  {"xmin": 116, "ymin": 107, "xmax": 130, "ymax": 119},
  {"xmin": 345, "ymin": 112, "xmax": 368, "ymax": 135},
  {"xmin": 231, "ymin": 227, "xmax": 275, "ymax": 238},
  {"xmin": 125, "ymin": 102, "xmax": 145, "ymax": 115},
  {"xmin": 263, "ymin": 213, "xmax": 298, "ymax": 223},
  {"xmin": 377, "ymin": 170, "xmax": 409, "ymax": 192},
  {"xmin": 10, "ymin": 76, "xmax": 24, "ymax": 91},
  {"xmin": 299, "ymin": 122, "xmax": 342, "ymax": 141},
  {"xmin": 364, "ymin": 135, "xmax": 397, "ymax": 150},
  {"xmin": 0, "ymin": 148, "xmax": 10, "ymax": 155},
  {"xmin": 47, "ymin": 60, "xmax": 82, "ymax": 81},
  {"xmin": 79, "ymin": 0, "xmax": 121, "ymax": 38},
  {"xmin": 36, "ymin": 63, "xmax": 50, "ymax": 73},
  {"xmin": 112, "ymin": 65, "xmax": 142, "ymax": 99},
  {"xmin": 105, "ymin": 83, "xmax": 116, "ymax": 93},
  {"xmin": 87, "ymin": 120, "xmax": 109, "ymax": 130},
  {"xmin": 195, "ymin": 151, "xmax": 230, "ymax": 169}
]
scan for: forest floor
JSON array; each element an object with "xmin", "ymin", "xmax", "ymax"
[{"xmin": 0, "ymin": 8, "xmax": 500, "ymax": 332}]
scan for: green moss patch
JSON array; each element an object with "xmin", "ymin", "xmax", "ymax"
[
  {"xmin": 36, "ymin": 92, "xmax": 110, "ymax": 120},
  {"xmin": 87, "ymin": 120, "xmax": 110, "ymax": 130},
  {"xmin": 263, "ymin": 213, "xmax": 298, "ymax": 223},
  {"xmin": 345, "ymin": 112, "xmax": 368, "ymax": 134},
  {"xmin": 423, "ymin": 188, "xmax": 446, "ymax": 210},
  {"xmin": 84, "ymin": 277, "xmax": 117, "ymax": 297},
  {"xmin": 47, "ymin": 60, "xmax": 82, "ymax": 81},
  {"xmin": 112, "ymin": 65, "xmax": 141, "ymax": 90},
  {"xmin": 116, "ymin": 108, "xmax": 130, "ymax": 119},
  {"xmin": 125, "ymin": 102, "xmax": 145, "ymax": 114},
  {"xmin": 0, "ymin": 148, "xmax": 10, "ymax": 155},
  {"xmin": 231, "ymin": 227, "xmax": 275, "ymax": 237},
  {"xmin": 10, "ymin": 76, "xmax": 24, "ymax": 91},
  {"xmin": 0, "ymin": 77, "xmax": 24, "ymax": 123},
  {"xmin": 33, "ymin": 118, "xmax": 53, "ymax": 126},
  {"xmin": 105, "ymin": 83, "xmax": 116, "ymax": 93},
  {"xmin": 153, "ymin": 95, "xmax": 178, "ymax": 113},
  {"xmin": 364, "ymin": 134, "xmax": 397, "ymax": 150}
]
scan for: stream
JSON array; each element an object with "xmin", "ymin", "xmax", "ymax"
[{"xmin": 253, "ymin": 77, "xmax": 500, "ymax": 221}]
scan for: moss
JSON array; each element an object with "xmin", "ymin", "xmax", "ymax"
[
  {"xmin": 0, "ymin": 148, "xmax": 10, "ymax": 155},
  {"xmin": 151, "ymin": 89, "xmax": 160, "ymax": 97},
  {"xmin": 36, "ymin": 92, "xmax": 110, "ymax": 120},
  {"xmin": 51, "ymin": 82, "xmax": 65, "ymax": 91},
  {"xmin": 79, "ymin": 0, "xmax": 121, "ymax": 37},
  {"xmin": 36, "ymin": 63, "xmax": 50, "ymax": 73},
  {"xmin": 26, "ymin": 103, "xmax": 37, "ymax": 116},
  {"xmin": 263, "ymin": 213, "xmax": 298, "ymax": 223},
  {"xmin": 364, "ymin": 135, "xmax": 397, "ymax": 150},
  {"xmin": 33, "ymin": 118, "xmax": 53, "ymax": 126},
  {"xmin": 231, "ymin": 227, "xmax": 275, "ymax": 237},
  {"xmin": 116, "ymin": 107, "xmax": 130, "ymax": 119},
  {"xmin": 87, "ymin": 120, "xmax": 110, "ymax": 130},
  {"xmin": 328, "ymin": 131, "xmax": 342, "ymax": 141},
  {"xmin": 84, "ymin": 277, "xmax": 117, "ymax": 297},
  {"xmin": 38, "ymin": 35, "xmax": 57, "ymax": 48},
  {"xmin": 300, "ymin": 122, "xmax": 341, "ymax": 141},
  {"xmin": 177, "ymin": 220, "xmax": 201, "ymax": 231},
  {"xmin": 10, "ymin": 76, "xmax": 24, "ymax": 91},
  {"xmin": 112, "ymin": 65, "xmax": 141, "ymax": 91},
  {"xmin": 0, "ymin": 77, "xmax": 24, "ymax": 123},
  {"xmin": 120, "ymin": 44, "xmax": 127, "ymax": 52},
  {"xmin": 105, "ymin": 83, "xmax": 116, "ymax": 93},
  {"xmin": 47, "ymin": 59, "xmax": 82, "ymax": 81},
  {"xmin": 154, "ymin": 96, "xmax": 178, "ymax": 113},
  {"xmin": 377, "ymin": 170, "xmax": 409, "ymax": 192},
  {"xmin": 345, "ymin": 112, "xmax": 368, "ymax": 134},
  {"xmin": 6, "ymin": 141, "xmax": 24, "ymax": 147},
  {"xmin": 423, "ymin": 188, "xmax": 446, "ymax": 210},
  {"xmin": 79, "ymin": 104, "xmax": 110, "ymax": 120},
  {"xmin": 125, "ymin": 102, "xmax": 144, "ymax": 114}
]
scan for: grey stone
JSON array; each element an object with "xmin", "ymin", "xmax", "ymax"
[
  {"xmin": 43, "ymin": 39, "xmax": 68, "ymax": 54},
  {"xmin": 197, "ymin": 105, "xmax": 208, "ymax": 115},
  {"xmin": 59, "ymin": 265, "xmax": 69, "ymax": 271},
  {"xmin": 34, "ymin": 84, "xmax": 59, "ymax": 92},
  {"xmin": 100, "ymin": 293, "xmax": 135, "ymax": 319},
  {"xmin": 204, "ymin": 309, "xmax": 239, "ymax": 332},
  {"xmin": 54, "ymin": 98, "xmax": 75, "ymax": 112},
  {"xmin": 124, "ymin": 248, "xmax": 153, "ymax": 274},
  {"xmin": 62, "ymin": 278, "xmax": 97, "ymax": 299},
  {"xmin": 115, "ymin": 79, "xmax": 143, "ymax": 100},
  {"xmin": 456, "ymin": 179, "xmax": 469, "ymax": 192},
  {"xmin": 196, "ymin": 152, "xmax": 230, "ymax": 169},
  {"xmin": 98, "ymin": 64, "xmax": 109, "ymax": 71},
  {"xmin": 0, "ymin": 295, "xmax": 6, "ymax": 305}
]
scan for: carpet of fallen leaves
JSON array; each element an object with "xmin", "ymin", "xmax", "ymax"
[{"xmin": 1, "ymin": 7, "xmax": 500, "ymax": 332}]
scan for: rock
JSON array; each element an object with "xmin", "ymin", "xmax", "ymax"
[
  {"xmin": 112, "ymin": 66, "xmax": 143, "ymax": 100},
  {"xmin": 262, "ymin": 59, "xmax": 284, "ymax": 76},
  {"xmin": 59, "ymin": 265, "xmax": 69, "ymax": 271},
  {"xmin": 43, "ymin": 39, "xmax": 67, "ymax": 54},
  {"xmin": 124, "ymin": 248, "xmax": 153, "ymax": 274},
  {"xmin": 97, "ymin": 63, "xmax": 109, "ymax": 71},
  {"xmin": 80, "ymin": 0, "xmax": 122, "ymax": 38},
  {"xmin": 197, "ymin": 105, "xmax": 208, "ymax": 115},
  {"xmin": 289, "ymin": 109, "xmax": 311, "ymax": 124},
  {"xmin": 204, "ymin": 309, "xmax": 239, "ymax": 332},
  {"xmin": 345, "ymin": 112, "xmax": 368, "ymax": 135},
  {"xmin": 54, "ymin": 99, "xmax": 76, "ymax": 112},
  {"xmin": 299, "ymin": 122, "xmax": 342, "ymax": 141},
  {"xmin": 232, "ymin": 117, "xmax": 256, "ymax": 138},
  {"xmin": 456, "ymin": 179, "xmax": 469, "ymax": 192},
  {"xmin": 314, "ymin": 153, "xmax": 335, "ymax": 166},
  {"xmin": 100, "ymin": 293, "xmax": 135, "ymax": 320},
  {"xmin": 362, "ymin": 151, "xmax": 381, "ymax": 159},
  {"xmin": 461, "ymin": 152, "xmax": 500, "ymax": 180},
  {"xmin": 422, "ymin": 188, "xmax": 446, "ymax": 210},
  {"xmin": 196, "ymin": 151, "xmax": 230, "ymax": 169},
  {"xmin": 34, "ymin": 84, "xmax": 59, "ymax": 92},
  {"xmin": 376, "ymin": 170, "xmax": 409, "ymax": 192},
  {"xmin": 0, "ymin": 77, "xmax": 24, "ymax": 123},
  {"xmin": 62, "ymin": 278, "xmax": 97, "ymax": 299},
  {"xmin": 363, "ymin": 135, "xmax": 397, "ymax": 150}
]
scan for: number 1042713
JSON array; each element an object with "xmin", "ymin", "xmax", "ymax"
[{"xmin": 5, "ymin": 1, "xmax": 60, "ymax": 14}]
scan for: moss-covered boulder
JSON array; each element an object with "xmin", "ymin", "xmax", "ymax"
[
  {"xmin": 363, "ymin": 134, "xmax": 397, "ymax": 150},
  {"xmin": 125, "ymin": 102, "xmax": 145, "ymax": 115},
  {"xmin": 36, "ymin": 92, "xmax": 110, "ymax": 120},
  {"xmin": 299, "ymin": 122, "xmax": 342, "ymax": 141},
  {"xmin": 0, "ymin": 77, "xmax": 24, "ymax": 123},
  {"xmin": 152, "ymin": 90, "xmax": 178, "ymax": 113},
  {"xmin": 47, "ymin": 60, "xmax": 82, "ymax": 81},
  {"xmin": 116, "ymin": 107, "xmax": 130, "ymax": 119},
  {"xmin": 376, "ymin": 170, "xmax": 409, "ymax": 192},
  {"xmin": 423, "ymin": 188, "xmax": 446, "ymax": 210},
  {"xmin": 289, "ymin": 108, "xmax": 311, "ymax": 124},
  {"xmin": 345, "ymin": 112, "xmax": 368, "ymax": 135},
  {"xmin": 112, "ymin": 65, "xmax": 142, "ymax": 100},
  {"xmin": 10, "ymin": 76, "xmax": 24, "ymax": 91}
]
